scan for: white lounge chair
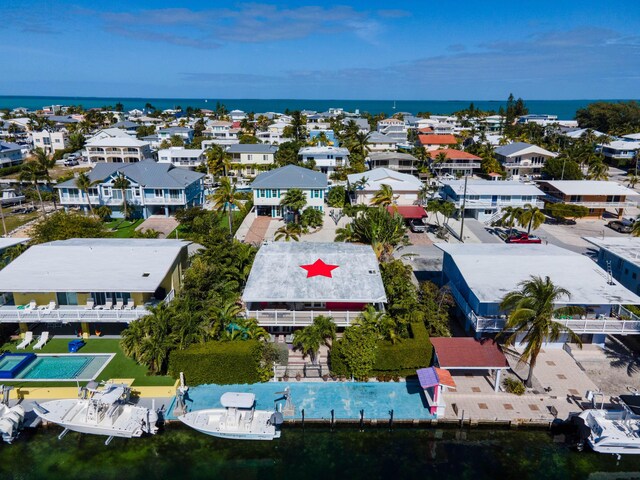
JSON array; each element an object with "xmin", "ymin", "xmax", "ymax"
[
  {"xmin": 33, "ymin": 331, "xmax": 50, "ymax": 350},
  {"xmin": 41, "ymin": 301, "xmax": 57, "ymax": 315},
  {"xmin": 123, "ymin": 299, "xmax": 135, "ymax": 310},
  {"xmin": 84, "ymin": 298, "xmax": 95, "ymax": 310},
  {"xmin": 115, "ymin": 299, "xmax": 124, "ymax": 310},
  {"xmin": 16, "ymin": 331, "xmax": 33, "ymax": 350},
  {"xmin": 103, "ymin": 300, "xmax": 113, "ymax": 310},
  {"xmin": 25, "ymin": 300, "xmax": 37, "ymax": 311}
]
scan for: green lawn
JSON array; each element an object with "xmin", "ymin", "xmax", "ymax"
[
  {"xmin": 105, "ymin": 219, "xmax": 144, "ymax": 238},
  {"xmin": 1, "ymin": 207, "xmax": 39, "ymax": 235},
  {"xmin": 2, "ymin": 338, "xmax": 175, "ymax": 387}
]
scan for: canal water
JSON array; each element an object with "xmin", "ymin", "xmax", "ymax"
[{"xmin": 1, "ymin": 426, "xmax": 640, "ymax": 479}]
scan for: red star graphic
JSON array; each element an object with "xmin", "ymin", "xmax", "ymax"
[{"xmin": 300, "ymin": 259, "xmax": 339, "ymax": 278}]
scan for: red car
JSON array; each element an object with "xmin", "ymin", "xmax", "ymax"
[{"xmin": 506, "ymin": 233, "xmax": 542, "ymax": 244}]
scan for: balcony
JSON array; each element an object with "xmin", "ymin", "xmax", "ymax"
[
  {"xmin": 246, "ymin": 309, "xmax": 360, "ymax": 327},
  {"xmin": 543, "ymin": 195, "xmax": 636, "ymax": 209},
  {"xmin": 432, "ymin": 162, "xmax": 481, "ymax": 169},
  {"xmin": 449, "ymin": 198, "xmax": 545, "ymax": 209}
]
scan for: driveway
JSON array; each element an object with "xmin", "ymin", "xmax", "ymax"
[{"xmin": 135, "ymin": 215, "xmax": 178, "ymax": 238}]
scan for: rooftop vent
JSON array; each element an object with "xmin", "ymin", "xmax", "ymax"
[{"xmin": 142, "ymin": 272, "xmax": 150, "ymax": 277}]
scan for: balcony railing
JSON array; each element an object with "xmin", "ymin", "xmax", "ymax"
[
  {"xmin": 432, "ymin": 162, "xmax": 481, "ymax": 169},
  {"xmin": 0, "ymin": 290, "xmax": 174, "ymax": 324},
  {"xmin": 544, "ymin": 195, "xmax": 637, "ymax": 209},
  {"xmin": 246, "ymin": 309, "xmax": 359, "ymax": 326},
  {"xmin": 449, "ymin": 199, "xmax": 545, "ymax": 209}
]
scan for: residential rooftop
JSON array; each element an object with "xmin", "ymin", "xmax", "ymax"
[
  {"xmin": 583, "ymin": 237, "xmax": 640, "ymax": 269},
  {"xmin": 441, "ymin": 180, "xmax": 544, "ymax": 196},
  {"xmin": 242, "ymin": 242, "xmax": 387, "ymax": 303},
  {"xmin": 539, "ymin": 180, "xmax": 637, "ymax": 196},
  {"xmin": 347, "ymin": 167, "xmax": 423, "ymax": 191},
  {"xmin": 251, "ymin": 165, "xmax": 326, "ymax": 189},
  {"xmin": 436, "ymin": 243, "xmax": 640, "ymax": 306},
  {"xmin": 0, "ymin": 239, "xmax": 191, "ymax": 293},
  {"xmin": 495, "ymin": 142, "xmax": 557, "ymax": 157},
  {"xmin": 227, "ymin": 144, "xmax": 278, "ymax": 154}
]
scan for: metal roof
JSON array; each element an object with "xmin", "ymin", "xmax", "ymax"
[
  {"xmin": 540, "ymin": 180, "xmax": 637, "ymax": 196},
  {"xmin": 251, "ymin": 165, "xmax": 326, "ymax": 190},
  {"xmin": 495, "ymin": 142, "xmax": 557, "ymax": 157},
  {"xmin": 56, "ymin": 159, "xmax": 204, "ymax": 189},
  {"xmin": 347, "ymin": 168, "xmax": 423, "ymax": 191},
  {"xmin": 0, "ymin": 239, "xmax": 190, "ymax": 293},
  {"xmin": 441, "ymin": 180, "xmax": 544, "ymax": 196},
  {"xmin": 436, "ymin": 243, "xmax": 640, "ymax": 306},
  {"xmin": 583, "ymin": 237, "xmax": 640, "ymax": 269},
  {"xmin": 227, "ymin": 144, "xmax": 278, "ymax": 154},
  {"xmin": 431, "ymin": 338, "xmax": 509, "ymax": 369},
  {"xmin": 242, "ymin": 242, "xmax": 387, "ymax": 303}
]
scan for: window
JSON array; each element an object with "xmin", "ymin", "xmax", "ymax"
[
  {"xmin": 633, "ymin": 272, "xmax": 637, "ymax": 279},
  {"xmin": 169, "ymin": 189, "xmax": 181, "ymax": 199},
  {"xmin": 103, "ymin": 187, "xmax": 111, "ymax": 196},
  {"xmin": 112, "ymin": 189, "xmax": 123, "ymax": 200},
  {"xmin": 88, "ymin": 188, "xmax": 99, "ymax": 196},
  {"xmin": 311, "ymin": 189, "xmax": 323, "ymax": 199},
  {"xmin": 271, "ymin": 189, "xmax": 280, "ymax": 198},
  {"xmin": 247, "ymin": 154, "xmax": 253, "ymax": 161},
  {"xmin": 56, "ymin": 292, "xmax": 78, "ymax": 306},
  {"xmin": 154, "ymin": 189, "xmax": 163, "ymax": 197},
  {"xmin": 263, "ymin": 155, "xmax": 268, "ymax": 161}
]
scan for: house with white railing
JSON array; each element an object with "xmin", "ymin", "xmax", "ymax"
[
  {"xmin": 56, "ymin": 159, "xmax": 205, "ymax": 218},
  {"xmin": 495, "ymin": 142, "xmax": 557, "ymax": 179},
  {"xmin": 85, "ymin": 128, "xmax": 152, "ymax": 164},
  {"xmin": 428, "ymin": 148, "xmax": 482, "ymax": 177},
  {"xmin": 439, "ymin": 179, "xmax": 545, "ymax": 223},
  {"xmin": 157, "ymin": 146, "xmax": 206, "ymax": 169},
  {"xmin": 436, "ymin": 243, "xmax": 640, "ymax": 345},
  {"xmin": 0, "ymin": 238, "xmax": 190, "ymax": 331},
  {"xmin": 242, "ymin": 242, "xmax": 387, "ymax": 334}
]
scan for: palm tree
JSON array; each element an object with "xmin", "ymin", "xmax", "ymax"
[
  {"xmin": 280, "ymin": 188, "xmax": 307, "ymax": 224},
  {"xmin": 206, "ymin": 144, "xmax": 231, "ymax": 177},
  {"xmin": 626, "ymin": 175, "xmax": 639, "ymax": 189},
  {"xmin": 587, "ymin": 161, "xmax": 609, "ymax": 180},
  {"xmin": 632, "ymin": 215, "xmax": 640, "ymax": 237},
  {"xmin": 348, "ymin": 131, "xmax": 372, "ymax": 160},
  {"xmin": 498, "ymin": 205, "xmax": 524, "ymax": 231},
  {"xmin": 518, "ymin": 203, "xmax": 546, "ymax": 234},
  {"xmin": 75, "ymin": 172, "xmax": 100, "ymax": 215},
  {"xmin": 32, "ymin": 148, "xmax": 58, "ymax": 211},
  {"xmin": 338, "ymin": 207, "xmax": 406, "ymax": 261},
  {"xmin": 209, "ymin": 177, "xmax": 237, "ymax": 236},
  {"xmin": 371, "ymin": 184, "xmax": 395, "ymax": 207},
  {"xmin": 112, "ymin": 173, "xmax": 131, "ymax": 220},
  {"xmin": 499, "ymin": 276, "xmax": 583, "ymax": 387},
  {"xmin": 19, "ymin": 161, "xmax": 46, "ymax": 216},
  {"xmin": 292, "ymin": 315, "xmax": 336, "ymax": 365},
  {"xmin": 274, "ymin": 222, "xmax": 302, "ymax": 241}
]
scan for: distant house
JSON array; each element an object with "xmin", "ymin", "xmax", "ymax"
[
  {"xmin": 0, "ymin": 141, "xmax": 25, "ymax": 167},
  {"xmin": 342, "ymin": 117, "xmax": 370, "ymax": 133},
  {"xmin": 437, "ymin": 243, "xmax": 640, "ymax": 343},
  {"xmin": 367, "ymin": 152, "xmax": 419, "ymax": 176},
  {"xmin": 298, "ymin": 145, "xmax": 349, "ymax": 175},
  {"xmin": 157, "ymin": 127, "xmax": 194, "ymax": 144},
  {"xmin": 584, "ymin": 237, "xmax": 640, "ymax": 297},
  {"xmin": 428, "ymin": 149, "xmax": 482, "ymax": 177},
  {"xmin": 537, "ymin": 180, "xmax": 637, "ymax": 219},
  {"xmin": 85, "ymin": 128, "xmax": 152, "ymax": 163},
  {"xmin": 227, "ymin": 144, "xmax": 278, "ymax": 177},
  {"xmin": 347, "ymin": 168, "xmax": 423, "ymax": 206},
  {"xmin": 112, "ymin": 120, "xmax": 140, "ymax": 134},
  {"xmin": 367, "ymin": 132, "xmax": 399, "ymax": 152},
  {"xmin": 251, "ymin": 165, "xmax": 327, "ymax": 218},
  {"xmin": 158, "ymin": 146, "xmax": 206, "ymax": 169},
  {"xmin": 204, "ymin": 120, "xmax": 238, "ymax": 145},
  {"xmin": 439, "ymin": 179, "xmax": 545, "ymax": 223},
  {"xmin": 32, "ymin": 130, "xmax": 69, "ymax": 154},
  {"xmin": 376, "ymin": 118, "xmax": 407, "ymax": 142},
  {"xmin": 56, "ymin": 159, "xmax": 205, "ymax": 218},
  {"xmin": 308, "ymin": 129, "xmax": 338, "ymax": 146},
  {"xmin": 0, "ymin": 238, "xmax": 190, "ymax": 326},
  {"xmin": 418, "ymin": 134, "xmax": 458, "ymax": 151},
  {"xmin": 229, "ymin": 110, "xmax": 247, "ymax": 122},
  {"xmin": 598, "ymin": 140, "xmax": 640, "ymax": 164},
  {"xmin": 495, "ymin": 142, "xmax": 557, "ymax": 179}
]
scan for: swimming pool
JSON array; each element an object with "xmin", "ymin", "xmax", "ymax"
[
  {"xmin": 6, "ymin": 354, "xmax": 114, "ymax": 381},
  {"xmin": 168, "ymin": 381, "xmax": 435, "ymax": 421},
  {"xmin": 0, "ymin": 353, "xmax": 36, "ymax": 378}
]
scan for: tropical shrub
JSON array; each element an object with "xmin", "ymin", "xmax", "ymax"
[
  {"xmin": 0, "ymin": 165, "xmax": 23, "ymax": 177},
  {"xmin": 95, "ymin": 205, "xmax": 112, "ymax": 222},
  {"xmin": 300, "ymin": 207, "xmax": 323, "ymax": 229},
  {"xmin": 372, "ymin": 322, "xmax": 432, "ymax": 377},
  {"xmin": 503, "ymin": 377, "xmax": 526, "ymax": 395},
  {"xmin": 31, "ymin": 211, "xmax": 108, "ymax": 244},
  {"xmin": 327, "ymin": 185, "xmax": 347, "ymax": 207},
  {"xmin": 168, "ymin": 340, "xmax": 264, "ymax": 385}
]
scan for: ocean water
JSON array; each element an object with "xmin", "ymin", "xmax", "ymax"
[
  {"xmin": 1, "ymin": 96, "xmax": 638, "ymax": 119},
  {"xmin": 2, "ymin": 426, "xmax": 640, "ymax": 480}
]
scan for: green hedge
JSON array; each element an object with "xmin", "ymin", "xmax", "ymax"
[
  {"xmin": 330, "ymin": 322, "xmax": 433, "ymax": 378},
  {"xmin": 372, "ymin": 322, "xmax": 433, "ymax": 377},
  {"xmin": 0, "ymin": 165, "xmax": 23, "ymax": 177},
  {"xmin": 168, "ymin": 340, "xmax": 263, "ymax": 385}
]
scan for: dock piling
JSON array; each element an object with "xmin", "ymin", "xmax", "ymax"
[{"xmin": 389, "ymin": 409, "xmax": 394, "ymax": 430}]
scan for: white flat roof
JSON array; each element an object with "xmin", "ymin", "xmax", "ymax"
[
  {"xmin": 540, "ymin": 180, "xmax": 637, "ymax": 196},
  {"xmin": 0, "ymin": 238, "xmax": 29, "ymax": 251},
  {"xmin": 242, "ymin": 242, "xmax": 387, "ymax": 303},
  {"xmin": 347, "ymin": 168, "xmax": 423, "ymax": 192},
  {"xmin": 0, "ymin": 238, "xmax": 190, "ymax": 293},
  {"xmin": 442, "ymin": 180, "xmax": 544, "ymax": 196},
  {"xmin": 436, "ymin": 243, "xmax": 640, "ymax": 305},
  {"xmin": 583, "ymin": 237, "xmax": 640, "ymax": 269}
]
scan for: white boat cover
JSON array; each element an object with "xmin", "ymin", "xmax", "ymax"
[
  {"xmin": 220, "ymin": 392, "xmax": 255, "ymax": 409},
  {"xmin": 96, "ymin": 385, "xmax": 126, "ymax": 404}
]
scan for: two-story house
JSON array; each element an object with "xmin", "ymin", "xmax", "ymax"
[
  {"xmin": 298, "ymin": 145, "xmax": 349, "ymax": 175},
  {"xmin": 598, "ymin": 140, "xmax": 640, "ymax": 164},
  {"xmin": 439, "ymin": 179, "xmax": 545, "ymax": 223},
  {"xmin": 85, "ymin": 128, "xmax": 152, "ymax": 164},
  {"xmin": 204, "ymin": 120, "xmax": 239, "ymax": 145},
  {"xmin": 56, "ymin": 159, "xmax": 205, "ymax": 218},
  {"xmin": 495, "ymin": 142, "xmax": 557, "ymax": 179},
  {"xmin": 418, "ymin": 134, "xmax": 458, "ymax": 151},
  {"xmin": 32, "ymin": 130, "xmax": 69, "ymax": 154},
  {"xmin": 227, "ymin": 144, "xmax": 278, "ymax": 177},
  {"xmin": 537, "ymin": 180, "xmax": 637, "ymax": 219},
  {"xmin": 158, "ymin": 146, "xmax": 206, "ymax": 169},
  {"xmin": 251, "ymin": 165, "xmax": 327, "ymax": 218},
  {"xmin": 157, "ymin": 127, "xmax": 194, "ymax": 144},
  {"xmin": 366, "ymin": 152, "xmax": 419, "ymax": 176},
  {"xmin": 367, "ymin": 132, "xmax": 400, "ymax": 152},
  {"xmin": 0, "ymin": 141, "xmax": 25, "ymax": 167},
  {"xmin": 428, "ymin": 149, "xmax": 482, "ymax": 177},
  {"xmin": 584, "ymin": 237, "xmax": 640, "ymax": 297}
]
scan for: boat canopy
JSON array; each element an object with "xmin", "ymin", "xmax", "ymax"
[
  {"xmin": 96, "ymin": 385, "xmax": 126, "ymax": 404},
  {"xmin": 620, "ymin": 395, "xmax": 640, "ymax": 415},
  {"xmin": 220, "ymin": 392, "xmax": 255, "ymax": 409}
]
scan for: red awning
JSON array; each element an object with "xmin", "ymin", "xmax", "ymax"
[
  {"xmin": 430, "ymin": 337, "xmax": 509, "ymax": 369},
  {"xmin": 386, "ymin": 205, "xmax": 427, "ymax": 219}
]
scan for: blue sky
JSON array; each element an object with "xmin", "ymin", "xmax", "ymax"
[{"xmin": 2, "ymin": 0, "xmax": 639, "ymax": 99}]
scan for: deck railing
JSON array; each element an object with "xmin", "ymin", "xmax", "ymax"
[{"xmin": 246, "ymin": 310, "xmax": 358, "ymax": 326}]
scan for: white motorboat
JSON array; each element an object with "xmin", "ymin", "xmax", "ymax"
[
  {"xmin": 33, "ymin": 382, "xmax": 159, "ymax": 445},
  {"xmin": 0, "ymin": 403, "xmax": 25, "ymax": 444},
  {"xmin": 179, "ymin": 392, "xmax": 283, "ymax": 441},
  {"xmin": 577, "ymin": 394, "xmax": 640, "ymax": 455}
]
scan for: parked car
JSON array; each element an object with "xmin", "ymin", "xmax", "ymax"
[
  {"xmin": 544, "ymin": 216, "xmax": 576, "ymax": 226},
  {"xmin": 607, "ymin": 219, "xmax": 635, "ymax": 233},
  {"xmin": 408, "ymin": 218, "xmax": 427, "ymax": 233},
  {"xmin": 506, "ymin": 233, "xmax": 542, "ymax": 244},
  {"xmin": 63, "ymin": 158, "xmax": 79, "ymax": 166}
]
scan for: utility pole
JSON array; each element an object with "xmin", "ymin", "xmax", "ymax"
[
  {"xmin": 560, "ymin": 156, "xmax": 566, "ymax": 180},
  {"xmin": 459, "ymin": 175, "xmax": 468, "ymax": 242}
]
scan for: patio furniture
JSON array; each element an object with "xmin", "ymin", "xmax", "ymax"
[
  {"xmin": 41, "ymin": 301, "xmax": 57, "ymax": 315},
  {"xmin": 16, "ymin": 331, "xmax": 33, "ymax": 350},
  {"xmin": 33, "ymin": 331, "xmax": 50, "ymax": 350},
  {"xmin": 115, "ymin": 300, "xmax": 124, "ymax": 310},
  {"xmin": 84, "ymin": 298, "xmax": 95, "ymax": 310},
  {"xmin": 123, "ymin": 299, "xmax": 135, "ymax": 310},
  {"xmin": 68, "ymin": 339, "xmax": 85, "ymax": 353},
  {"xmin": 25, "ymin": 300, "xmax": 37, "ymax": 311},
  {"xmin": 285, "ymin": 334, "xmax": 293, "ymax": 343},
  {"xmin": 103, "ymin": 300, "xmax": 113, "ymax": 310}
]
